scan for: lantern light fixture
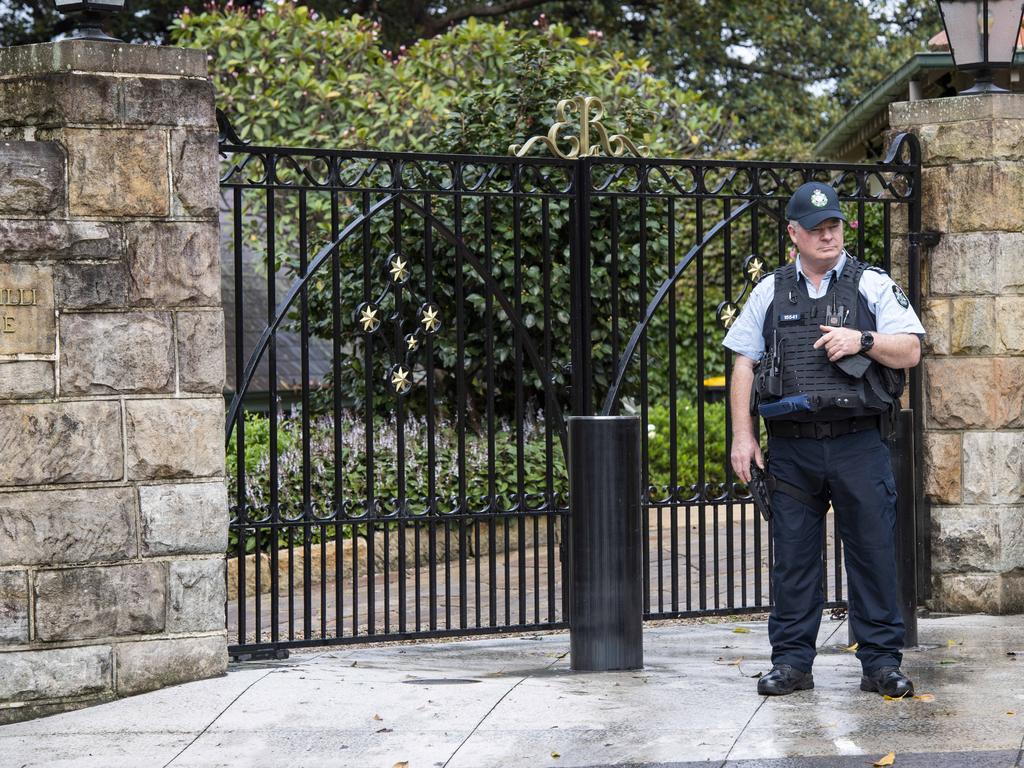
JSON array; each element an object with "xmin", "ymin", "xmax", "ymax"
[
  {"xmin": 53, "ymin": 0, "xmax": 127, "ymax": 43},
  {"xmin": 936, "ymin": 0, "xmax": 1024, "ymax": 93}
]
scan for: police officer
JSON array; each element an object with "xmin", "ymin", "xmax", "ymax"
[{"xmin": 723, "ymin": 181, "xmax": 925, "ymax": 697}]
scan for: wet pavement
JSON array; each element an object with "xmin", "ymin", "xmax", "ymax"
[{"xmin": 2, "ymin": 613, "xmax": 1022, "ymax": 767}]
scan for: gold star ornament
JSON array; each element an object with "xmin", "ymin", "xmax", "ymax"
[
  {"xmin": 406, "ymin": 334, "xmax": 419, "ymax": 351},
  {"xmin": 358, "ymin": 304, "xmax": 380, "ymax": 333},
  {"xmin": 746, "ymin": 257, "xmax": 766, "ymax": 283},
  {"xmin": 718, "ymin": 302, "xmax": 738, "ymax": 329},
  {"xmin": 389, "ymin": 256, "xmax": 409, "ymax": 283},
  {"xmin": 390, "ymin": 366, "xmax": 411, "ymax": 394},
  {"xmin": 420, "ymin": 305, "xmax": 440, "ymax": 333}
]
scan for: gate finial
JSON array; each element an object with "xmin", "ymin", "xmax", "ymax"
[{"xmin": 509, "ymin": 96, "xmax": 647, "ymax": 159}]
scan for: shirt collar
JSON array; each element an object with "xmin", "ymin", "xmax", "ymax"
[{"xmin": 794, "ymin": 250, "xmax": 848, "ymax": 284}]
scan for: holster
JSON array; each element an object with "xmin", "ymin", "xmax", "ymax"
[{"xmin": 749, "ymin": 457, "xmax": 830, "ymax": 522}]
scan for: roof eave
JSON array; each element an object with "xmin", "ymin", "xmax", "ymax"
[{"xmin": 814, "ymin": 52, "xmax": 954, "ymax": 160}]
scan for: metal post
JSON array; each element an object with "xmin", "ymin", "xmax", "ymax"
[
  {"xmin": 569, "ymin": 157, "xmax": 594, "ymax": 417},
  {"xmin": 894, "ymin": 408, "xmax": 919, "ymax": 647},
  {"xmin": 568, "ymin": 416, "xmax": 643, "ymax": 671}
]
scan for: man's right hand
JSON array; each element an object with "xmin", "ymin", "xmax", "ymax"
[{"xmin": 731, "ymin": 434, "xmax": 764, "ymax": 484}]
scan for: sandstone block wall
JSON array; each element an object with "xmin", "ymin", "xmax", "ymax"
[
  {"xmin": 0, "ymin": 41, "xmax": 227, "ymax": 723},
  {"xmin": 890, "ymin": 95, "xmax": 1024, "ymax": 613}
]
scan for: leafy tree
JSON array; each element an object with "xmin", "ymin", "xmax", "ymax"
[
  {"xmin": 179, "ymin": 6, "xmax": 730, "ymax": 419},
  {"xmin": 8, "ymin": 0, "xmax": 941, "ymax": 159},
  {"xmin": 567, "ymin": 1, "xmax": 942, "ymax": 157},
  {"xmin": 3, "ymin": 0, "xmax": 555, "ymax": 48}
]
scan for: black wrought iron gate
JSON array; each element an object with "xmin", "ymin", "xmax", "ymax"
[{"xmin": 219, "ymin": 101, "xmax": 924, "ymax": 658}]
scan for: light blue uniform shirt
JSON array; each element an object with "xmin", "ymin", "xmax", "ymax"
[{"xmin": 722, "ymin": 250, "xmax": 926, "ymax": 362}]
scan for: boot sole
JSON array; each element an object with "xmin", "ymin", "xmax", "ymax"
[
  {"xmin": 860, "ymin": 677, "xmax": 914, "ymax": 697},
  {"xmin": 758, "ymin": 676, "xmax": 814, "ymax": 696}
]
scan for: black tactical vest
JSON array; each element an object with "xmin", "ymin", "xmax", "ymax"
[{"xmin": 758, "ymin": 257, "xmax": 894, "ymax": 422}]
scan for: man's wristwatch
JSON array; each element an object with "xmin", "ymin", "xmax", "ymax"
[{"xmin": 860, "ymin": 331, "xmax": 874, "ymax": 353}]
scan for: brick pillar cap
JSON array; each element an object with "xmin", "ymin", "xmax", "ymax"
[{"xmin": 0, "ymin": 40, "xmax": 207, "ymax": 79}]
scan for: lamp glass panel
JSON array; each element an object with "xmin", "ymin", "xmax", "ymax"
[
  {"xmin": 54, "ymin": 0, "xmax": 83, "ymax": 6},
  {"xmin": 987, "ymin": 0, "xmax": 1024, "ymax": 62},
  {"xmin": 941, "ymin": 1, "xmax": 986, "ymax": 65}
]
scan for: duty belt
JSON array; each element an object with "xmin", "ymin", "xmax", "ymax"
[{"xmin": 766, "ymin": 415, "xmax": 880, "ymax": 439}]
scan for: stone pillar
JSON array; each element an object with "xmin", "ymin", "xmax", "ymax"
[
  {"xmin": 0, "ymin": 41, "xmax": 227, "ymax": 722},
  {"xmin": 889, "ymin": 95, "xmax": 1024, "ymax": 613}
]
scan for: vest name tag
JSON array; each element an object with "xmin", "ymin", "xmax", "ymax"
[{"xmin": 778, "ymin": 313, "xmax": 804, "ymax": 323}]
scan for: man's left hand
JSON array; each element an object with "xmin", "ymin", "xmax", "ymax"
[{"xmin": 814, "ymin": 325, "xmax": 861, "ymax": 361}]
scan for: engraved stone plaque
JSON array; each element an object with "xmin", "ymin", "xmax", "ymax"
[{"xmin": 0, "ymin": 264, "xmax": 55, "ymax": 355}]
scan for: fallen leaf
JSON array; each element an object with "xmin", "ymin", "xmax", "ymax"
[
  {"xmin": 946, "ymin": 639, "xmax": 963, "ymax": 648},
  {"xmin": 1008, "ymin": 711, "xmax": 1017, "ymax": 716},
  {"xmin": 845, "ymin": 642, "xmax": 859, "ymax": 652},
  {"xmin": 883, "ymin": 692, "xmax": 910, "ymax": 701},
  {"xmin": 913, "ymin": 693, "xmax": 935, "ymax": 702},
  {"xmin": 373, "ymin": 714, "xmax": 383, "ymax": 721},
  {"xmin": 873, "ymin": 751, "xmax": 896, "ymax": 766},
  {"xmin": 750, "ymin": 671, "xmax": 763, "ymax": 679},
  {"xmin": 551, "ymin": 751, "xmax": 560, "ymax": 759},
  {"xmin": 732, "ymin": 627, "xmax": 751, "ymax": 634},
  {"xmin": 376, "ymin": 727, "xmax": 393, "ymax": 733},
  {"xmin": 393, "ymin": 763, "xmax": 409, "ymax": 768},
  {"xmin": 351, "ymin": 661, "xmax": 358, "ymax": 667},
  {"xmin": 939, "ymin": 659, "xmax": 957, "ymax": 665}
]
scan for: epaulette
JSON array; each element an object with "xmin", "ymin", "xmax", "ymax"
[{"xmin": 865, "ymin": 265, "xmax": 887, "ymax": 275}]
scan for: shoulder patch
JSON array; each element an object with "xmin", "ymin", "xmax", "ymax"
[{"xmin": 892, "ymin": 284, "xmax": 910, "ymax": 309}]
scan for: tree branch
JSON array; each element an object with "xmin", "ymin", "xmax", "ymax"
[
  {"xmin": 422, "ymin": 0, "xmax": 556, "ymax": 37},
  {"xmin": 717, "ymin": 58, "xmax": 813, "ymax": 84}
]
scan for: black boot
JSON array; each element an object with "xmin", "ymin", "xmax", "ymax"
[
  {"xmin": 757, "ymin": 664, "xmax": 814, "ymax": 696},
  {"xmin": 860, "ymin": 666, "xmax": 914, "ymax": 698}
]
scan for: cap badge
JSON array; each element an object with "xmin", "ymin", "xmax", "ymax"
[{"xmin": 810, "ymin": 189, "xmax": 829, "ymax": 208}]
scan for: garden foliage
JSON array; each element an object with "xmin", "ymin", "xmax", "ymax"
[
  {"xmin": 176, "ymin": 4, "xmax": 737, "ymax": 420},
  {"xmin": 174, "ymin": 6, "xmax": 894, "ymax": 557}
]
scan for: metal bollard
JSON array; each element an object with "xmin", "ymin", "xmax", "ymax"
[{"xmin": 567, "ymin": 416, "xmax": 644, "ymax": 671}]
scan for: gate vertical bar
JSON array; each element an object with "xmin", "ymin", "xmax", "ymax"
[
  {"xmin": 570, "ymin": 157, "xmax": 594, "ymax": 418},
  {"xmin": 232, "ymin": 187, "xmax": 247, "ymax": 648},
  {"xmin": 299, "ymin": 190, "xmax": 312, "ymax": 639},
  {"xmin": 907, "ymin": 149, "xmax": 928, "ymax": 604},
  {"xmin": 564, "ymin": 156, "xmax": 589, "ymax": 623},
  {"xmin": 265, "ymin": 178, "xmax": 277, "ymax": 645}
]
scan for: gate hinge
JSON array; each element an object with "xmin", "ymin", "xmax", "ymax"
[{"xmin": 908, "ymin": 231, "xmax": 940, "ymax": 248}]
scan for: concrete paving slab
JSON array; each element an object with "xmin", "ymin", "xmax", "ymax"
[
  {"xmin": 575, "ymin": 751, "xmax": 1021, "ymax": 767},
  {"xmin": 0, "ymin": 614, "xmax": 1021, "ymax": 768},
  {"xmin": 0, "ymin": 666, "xmax": 269, "ymax": 768},
  {"xmin": 731, "ymin": 614, "xmax": 1024, "ymax": 763}
]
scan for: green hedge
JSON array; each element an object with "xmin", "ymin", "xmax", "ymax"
[
  {"xmin": 227, "ymin": 400, "xmax": 728, "ymax": 553},
  {"xmin": 646, "ymin": 400, "xmax": 728, "ymax": 492}
]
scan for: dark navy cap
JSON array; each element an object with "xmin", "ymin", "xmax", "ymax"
[{"xmin": 785, "ymin": 181, "xmax": 846, "ymax": 229}]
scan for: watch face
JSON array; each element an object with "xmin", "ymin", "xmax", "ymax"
[{"xmin": 861, "ymin": 332, "xmax": 874, "ymax": 350}]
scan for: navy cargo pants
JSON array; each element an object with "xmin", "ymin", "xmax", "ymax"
[{"xmin": 767, "ymin": 427, "xmax": 904, "ymax": 673}]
